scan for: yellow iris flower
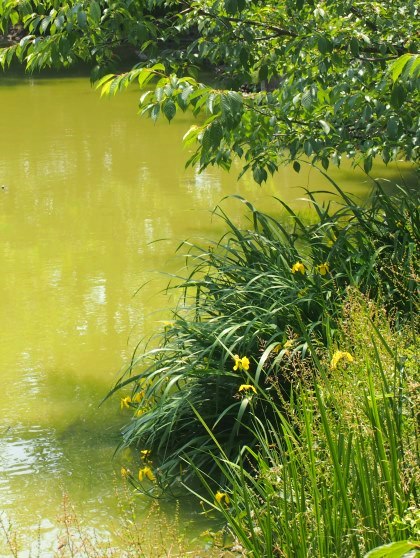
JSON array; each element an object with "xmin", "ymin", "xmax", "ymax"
[
  {"xmin": 140, "ymin": 449, "xmax": 151, "ymax": 459},
  {"xmin": 132, "ymin": 391, "xmax": 143, "ymax": 403},
  {"xmin": 330, "ymin": 350, "xmax": 354, "ymax": 370},
  {"xmin": 317, "ymin": 262, "xmax": 330, "ymax": 275},
  {"xmin": 215, "ymin": 491, "xmax": 230, "ymax": 505},
  {"xmin": 138, "ymin": 466, "xmax": 155, "ymax": 482},
  {"xmin": 291, "ymin": 262, "xmax": 305, "ymax": 274},
  {"xmin": 120, "ymin": 396, "xmax": 132, "ymax": 409},
  {"xmin": 233, "ymin": 355, "xmax": 250, "ymax": 371},
  {"xmin": 238, "ymin": 384, "xmax": 257, "ymax": 394}
]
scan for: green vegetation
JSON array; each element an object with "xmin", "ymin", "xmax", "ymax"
[
  {"xmin": 111, "ymin": 183, "xmax": 419, "ymax": 555},
  {"xmin": 1, "ymin": 2, "xmax": 418, "ymax": 556},
  {"xmin": 195, "ymin": 289, "xmax": 419, "ymax": 556},
  {"xmin": 110, "ymin": 182, "xmax": 418, "ymax": 485},
  {"xmin": 0, "ymin": 1, "xmax": 419, "ymax": 181}
]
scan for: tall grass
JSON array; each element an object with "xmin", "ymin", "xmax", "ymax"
[
  {"xmin": 195, "ymin": 291, "xmax": 419, "ymax": 557},
  {"xmin": 108, "ymin": 182, "xmax": 418, "ymax": 492}
]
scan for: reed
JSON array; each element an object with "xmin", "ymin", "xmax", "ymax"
[{"xmin": 196, "ymin": 292, "xmax": 419, "ymax": 557}]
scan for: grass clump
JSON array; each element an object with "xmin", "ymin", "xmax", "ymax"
[
  {"xmin": 109, "ymin": 182, "xmax": 418, "ymax": 493},
  {"xmin": 200, "ymin": 291, "xmax": 419, "ymax": 557}
]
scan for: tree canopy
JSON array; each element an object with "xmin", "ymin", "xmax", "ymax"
[{"xmin": 1, "ymin": 0, "xmax": 418, "ymax": 182}]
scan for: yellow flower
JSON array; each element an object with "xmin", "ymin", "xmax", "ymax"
[
  {"xmin": 326, "ymin": 232, "xmax": 337, "ymax": 247},
  {"xmin": 317, "ymin": 262, "xmax": 330, "ymax": 276},
  {"xmin": 138, "ymin": 466, "xmax": 155, "ymax": 482},
  {"xmin": 121, "ymin": 467, "xmax": 130, "ymax": 479},
  {"xmin": 215, "ymin": 491, "xmax": 230, "ymax": 505},
  {"xmin": 233, "ymin": 355, "xmax": 250, "ymax": 372},
  {"xmin": 238, "ymin": 384, "xmax": 257, "ymax": 394},
  {"xmin": 330, "ymin": 350, "xmax": 354, "ymax": 370},
  {"xmin": 140, "ymin": 449, "xmax": 151, "ymax": 459},
  {"xmin": 133, "ymin": 391, "xmax": 143, "ymax": 403},
  {"xmin": 291, "ymin": 262, "xmax": 305, "ymax": 275},
  {"xmin": 120, "ymin": 396, "xmax": 132, "ymax": 409}
]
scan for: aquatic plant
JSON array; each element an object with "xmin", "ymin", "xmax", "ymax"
[{"xmin": 108, "ymin": 182, "xmax": 418, "ymax": 491}]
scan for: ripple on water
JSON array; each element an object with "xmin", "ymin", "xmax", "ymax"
[{"xmin": 0, "ymin": 425, "xmax": 63, "ymax": 483}]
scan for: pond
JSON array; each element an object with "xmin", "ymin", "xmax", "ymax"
[{"xmin": 0, "ymin": 74, "xmax": 415, "ymax": 556}]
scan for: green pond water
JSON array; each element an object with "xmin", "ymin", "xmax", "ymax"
[{"xmin": 0, "ymin": 74, "xmax": 415, "ymax": 556}]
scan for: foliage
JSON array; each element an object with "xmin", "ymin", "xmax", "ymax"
[
  {"xmin": 364, "ymin": 540, "xmax": 420, "ymax": 558},
  {"xmin": 109, "ymin": 183, "xmax": 418, "ymax": 490},
  {"xmin": 195, "ymin": 292, "xmax": 419, "ymax": 557},
  {"xmin": 0, "ymin": 1, "xmax": 419, "ymax": 182}
]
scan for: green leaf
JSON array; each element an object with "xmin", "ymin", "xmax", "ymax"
[
  {"xmin": 363, "ymin": 155, "xmax": 372, "ymax": 174},
  {"xmin": 252, "ymin": 165, "xmax": 268, "ymax": 184},
  {"xmin": 183, "ymin": 125, "xmax": 201, "ymax": 147},
  {"xmin": 89, "ymin": 1, "xmax": 101, "ymax": 25},
  {"xmin": 349, "ymin": 38, "xmax": 359, "ymax": 57},
  {"xmin": 163, "ymin": 99, "xmax": 176, "ymax": 122},
  {"xmin": 77, "ymin": 10, "xmax": 87, "ymax": 29},
  {"xmin": 138, "ymin": 64, "xmax": 165, "ymax": 88},
  {"xmin": 53, "ymin": 14, "xmax": 65, "ymax": 31},
  {"xmin": 319, "ymin": 119, "xmax": 331, "ymax": 134},
  {"xmin": 221, "ymin": 91, "xmax": 243, "ymax": 127},
  {"xmin": 390, "ymin": 84, "xmax": 406, "ymax": 109},
  {"xmin": 224, "ymin": 0, "xmax": 238, "ymax": 14},
  {"xmin": 405, "ymin": 55, "xmax": 420, "ymax": 78},
  {"xmin": 150, "ymin": 104, "xmax": 160, "ymax": 122},
  {"xmin": 390, "ymin": 54, "xmax": 413, "ymax": 82},
  {"xmin": 303, "ymin": 139, "xmax": 313, "ymax": 156},
  {"xmin": 364, "ymin": 540, "xmax": 420, "ymax": 558},
  {"xmin": 318, "ymin": 36, "xmax": 328, "ymax": 55},
  {"xmin": 40, "ymin": 16, "xmax": 51, "ymax": 34},
  {"xmin": 293, "ymin": 161, "xmax": 301, "ymax": 173},
  {"xmin": 301, "ymin": 89, "xmax": 312, "ymax": 110},
  {"xmin": 387, "ymin": 117, "xmax": 398, "ymax": 139},
  {"xmin": 208, "ymin": 121, "xmax": 223, "ymax": 148}
]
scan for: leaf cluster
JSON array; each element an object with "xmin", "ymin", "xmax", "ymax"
[{"xmin": 1, "ymin": 1, "xmax": 418, "ymax": 179}]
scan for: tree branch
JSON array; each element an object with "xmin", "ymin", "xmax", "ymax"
[{"xmin": 196, "ymin": 9, "xmax": 297, "ymax": 38}]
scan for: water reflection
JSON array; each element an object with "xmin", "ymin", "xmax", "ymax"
[
  {"xmin": 0, "ymin": 427, "xmax": 62, "ymax": 480},
  {"xmin": 0, "ymin": 76, "xmax": 246, "ymax": 550}
]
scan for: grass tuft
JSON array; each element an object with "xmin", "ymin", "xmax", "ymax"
[{"xmin": 110, "ymin": 183, "xmax": 418, "ymax": 492}]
